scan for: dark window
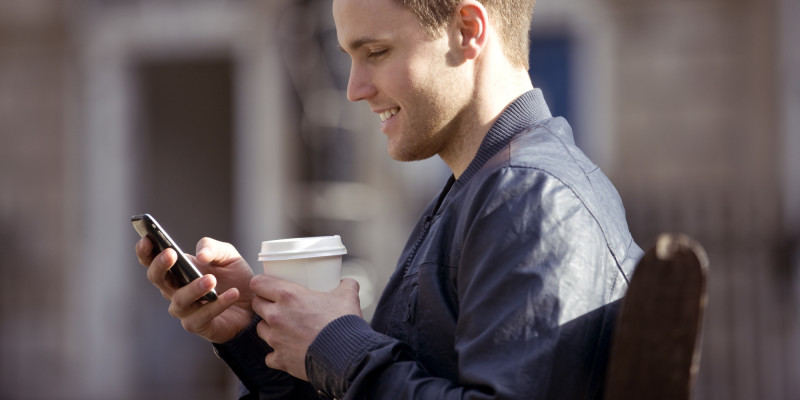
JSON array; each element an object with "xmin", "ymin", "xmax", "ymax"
[{"xmin": 529, "ymin": 33, "xmax": 577, "ymax": 143}]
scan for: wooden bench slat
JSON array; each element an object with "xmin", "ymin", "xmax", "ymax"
[{"xmin": 604, "ymin": 233, "xmax": 709, "ymax": 400}]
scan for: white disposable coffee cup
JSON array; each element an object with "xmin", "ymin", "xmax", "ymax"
[{"xmin": 258, "ymin": 235, "xmax": 347, "ymax": 292}]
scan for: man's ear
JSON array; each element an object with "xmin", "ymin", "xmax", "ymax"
[{"xmin": 456, "ymin": 1, "xmax": 489, "ymax": 61}]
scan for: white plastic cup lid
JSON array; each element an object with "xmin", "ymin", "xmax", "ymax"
[{"xmin": 259, "ymin": 235, "xmax": 347, "ymax": 261}]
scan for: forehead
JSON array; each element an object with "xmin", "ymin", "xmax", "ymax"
[{"xmin": 332, "ymin": 0, "xmax": 423, "ymax": 51}]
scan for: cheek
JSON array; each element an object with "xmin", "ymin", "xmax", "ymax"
[{"xmin": 381, "ymin": 64, "xmax": 416, "ymax": 99}]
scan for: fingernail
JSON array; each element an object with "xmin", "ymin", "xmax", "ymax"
[
  {"xmin": 249, "ymin": 275, "xmax": 263, "ymax": 291},
  {"xmin": 202, "ymin": 275, "xmax": 215, "ymax": 289}
]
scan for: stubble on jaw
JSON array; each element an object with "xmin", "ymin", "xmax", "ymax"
[{"xmin": 389, "ymin": 71, "xmax": 478, "ymax": 177}]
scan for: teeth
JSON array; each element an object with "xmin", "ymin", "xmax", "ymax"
[{"xmin": 379, "ymin": 108, "xmax": 399, "ymax": 122}]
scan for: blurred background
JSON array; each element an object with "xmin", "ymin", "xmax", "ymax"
[{"xmin": 1, "ymin": 0, "xmax": 798, "ymax": 398}]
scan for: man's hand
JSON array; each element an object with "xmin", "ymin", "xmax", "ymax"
[
  {"xmin": 251, "ymin": 276, "xmax": 362, "ymax": 381},
  {"xmin": 136, "ymin": 236, "xmax": 255, "ymax": 344}
]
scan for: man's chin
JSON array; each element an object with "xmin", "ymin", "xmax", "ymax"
[{"xmin": 387, "ymin": 144, "xmax": 434, "ymax": 163}]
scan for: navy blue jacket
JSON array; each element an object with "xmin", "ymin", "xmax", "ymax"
[{"xmin": 215, "ymin": 89, "xmax": 642, "ymax": 399}]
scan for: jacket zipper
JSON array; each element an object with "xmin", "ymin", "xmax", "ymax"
[
  {"xmin": 399, "ymin": 174, "xmax": 451, "ymax": 277},
  {"xmin": 400, "ymin": 215, "xmax": 432, "ymax": 324},
  {"xmin": 397, "ymin": 177, "xmax": 451, "ymax": 324},
  {"xmin": 402, "ymin": 215, "xmax": 434, "ymax": 273}
]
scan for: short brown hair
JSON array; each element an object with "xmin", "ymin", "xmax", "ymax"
[{"xmin": 397, "ymin": 0, "xmax": 536, "ymax": 70}]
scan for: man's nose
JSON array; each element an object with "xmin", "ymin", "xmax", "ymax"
[{"xmin": 346, "ymin": 63, "xmax": 375, "ymax": 102}]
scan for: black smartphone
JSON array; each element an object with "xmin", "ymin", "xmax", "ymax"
[{"xmin": 131, "ymin": 213, "xmax": 218, "ymax": 302}]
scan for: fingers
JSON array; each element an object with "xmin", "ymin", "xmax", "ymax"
[
  {"xmin": 169, "ymin": 274, "xmax": 217, "ymax": 317},
  {"xmin": 250, "ymin": 276, "xmax": 361, "ymax": 309},
  {"xmin": 251, "ymin": 296, "xmax": 276, "ymax": 328},
  {"xmin": 250, "ymin": 277, "xmax": 362, "ymax": 382},
  {"xmin": 182, "ymin": 294, "xmax": 242, "ymax": 338},
  {"xmin": 335, "ymin": 278, "xmax": 360, "ymax": 296},
  {"xmin": 170, "ymin": 277, "xmax": 240, "ymax": 335},
  {"xmin": 334, "ymin": 278, "xmax": 363, "ymax": 317},
  {"xmin": 256, "ymin": 312, "xmax": 310, "ymax": 381},
  {"xmin": 250, "ymin": 274, "xmax": 309, "ymax": 303},
  {"xmin": 138, "ymin": 239, "xmax": 210, "ymax": 302},
  {"xmin": 195, "ymin": 237, "xmax": 241, "ymax": 265},
  {"xmin": 145, "ymin": 248, "xmax": 179, "ymax": 295},
  {"xmin": 257, "ymin": 320, "xmax": 285, "ymax": 366},
  {"xmin": 136, "ymin": 237, "xmax": 180, "ymax": 300},
  {"xmin": 135, "ymin": 237, "xmax": 156, "ymax": 266}
]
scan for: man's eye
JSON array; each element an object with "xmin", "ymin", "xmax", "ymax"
[{"xmin": 369, "ymin": 49, "xmax": 388, "ymax": 59}]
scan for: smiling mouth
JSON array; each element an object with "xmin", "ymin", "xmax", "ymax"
[{"xmin": 379, "ymin": 108, "xmax": 400, "ymax": 122}]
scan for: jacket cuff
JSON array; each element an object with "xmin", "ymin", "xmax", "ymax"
[
  {"xmin": 213, "ymin": 316, "xmax": 299, "ymax": 397},
  {"xmin": 305, "ymin": 315, "xmax": 383, "ymax": 398}
]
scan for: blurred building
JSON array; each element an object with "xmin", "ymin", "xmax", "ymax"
[{"xmin": 0, "ymin": 0, "xmax": 798, "ymax": 399}]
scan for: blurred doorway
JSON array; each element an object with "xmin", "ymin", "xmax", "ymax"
[
  {"xmin": 134, "ymin": 57, "xmax": 234, "ymax": 240},
  {"xmin": 529, "ymin": 33, "xmax": 576, "ymax": 141},
  {"xmin": 73, "ymin": 2, "xmax": 289, "ymax": 398},
  {"xmin": 131, "ymin": 56, "xmax": 236, "ymax": 399}
]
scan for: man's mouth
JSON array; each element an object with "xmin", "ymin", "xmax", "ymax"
[{"xmin": 379, "ymin": 108, "xmax": 400, "ymax": 122}]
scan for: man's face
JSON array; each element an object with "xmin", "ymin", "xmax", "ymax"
[{"xmin": 333, "ymin": 0, "xmax": 474, "ymax": 162}]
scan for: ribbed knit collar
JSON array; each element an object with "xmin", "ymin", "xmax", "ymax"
[{"xmin": 456, "ymin": 89, "xmax": 552, "ymax": 187}]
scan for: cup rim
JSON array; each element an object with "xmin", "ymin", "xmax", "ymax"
[{"xmin": 258, "ymin": 235, "xmax": 346, "ymax": 261}]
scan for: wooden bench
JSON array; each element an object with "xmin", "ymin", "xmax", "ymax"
[{"xmin": 604, "ymin": 233, "xmax": 709, "ymax": 400}]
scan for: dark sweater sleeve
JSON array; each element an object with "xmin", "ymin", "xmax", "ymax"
[
  {"xmin": 212, "ymin": 316, "xmax": 318, "ymax": 399},
  {"xmin": 305, "ymin": 315, "xmax": 414, "ymax": 399}
]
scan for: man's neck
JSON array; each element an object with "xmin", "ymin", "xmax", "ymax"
[{"xmin": 442, "ymin": 67, "xmax": 534, "ymax": 179}]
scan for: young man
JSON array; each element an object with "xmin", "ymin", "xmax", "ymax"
[{"xmin": 136, "ymin": 0, "xmax": 643, "ymax": 398}]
